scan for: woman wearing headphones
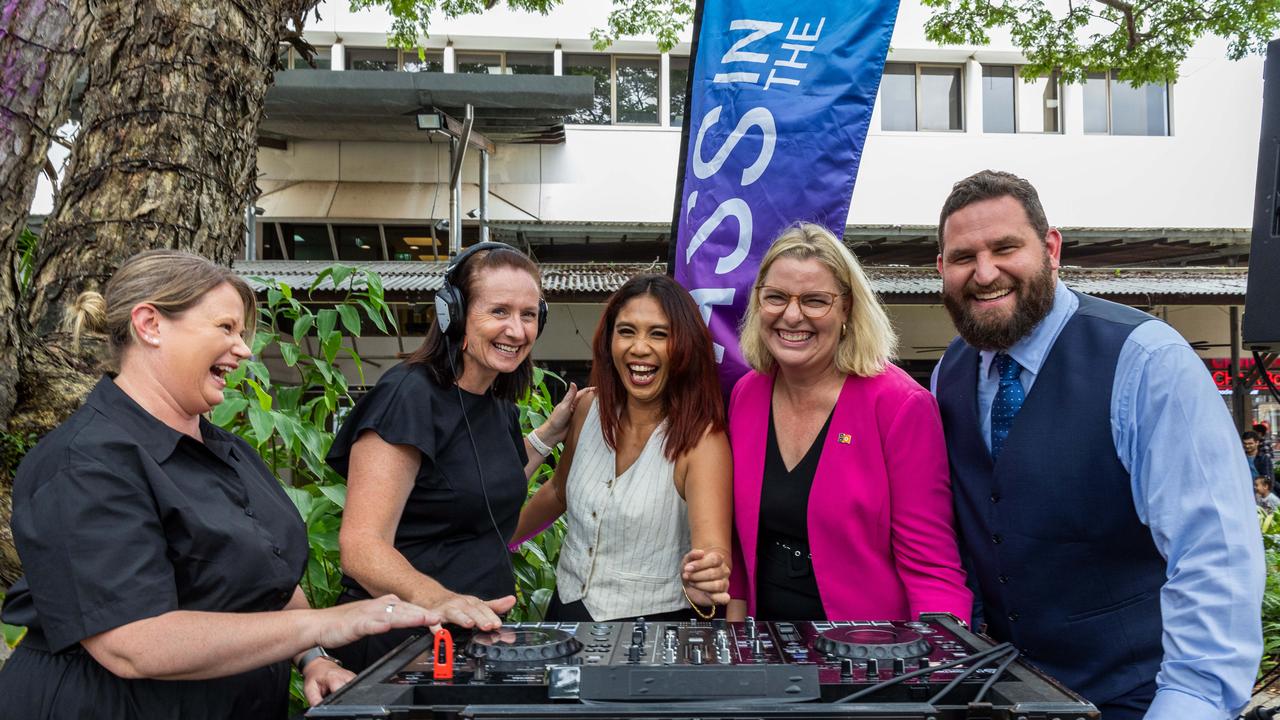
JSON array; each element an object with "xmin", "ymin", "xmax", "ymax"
[{"xmin": 326, "ymin": 243, "xmax": 579, "ymax": 670}]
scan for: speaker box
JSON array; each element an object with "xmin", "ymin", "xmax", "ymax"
[{"xmin": 1243, "ymin": 38, "xmax": 1280, "ymax": 351}]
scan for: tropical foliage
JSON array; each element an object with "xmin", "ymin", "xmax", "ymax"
[{"xmin": 1259, "ymin": 508, "xmax": 1280, "ymax": 680}]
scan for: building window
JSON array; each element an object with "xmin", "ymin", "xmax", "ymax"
[
  {"xmin": 402, "ymin": 49, "xmax": 444, "ymax": 73},
  {"xmin": 506, "ymin": 52, "xmax": 553, "ymax": 76},
  {"xmin": 564, "ymin": 54, "xmax": 661, "ymax": 126},
  {"xmin": 278, "ymin": 224, "xmax": 333, "ymax": 261},
  {"xmin": 615, "ymin": 56, "xmax": 659, "ymax": 124},
  {"xmin": 277, "ymin": 45, "xmax": 331, "ymax": 70},
  {"xmin": 334, "ymin": 226, "xmax": 383, "ymax": 260},
  {"xmin": 982, "ymin": 66, "xmax": 1061, "ymax": 133},
  {"xmin": 564, "ymin": 53, "xmax": 613, "ymax": 125},
  {"xmin": 880, "ymin": 62, "xmax": 963, "ymax": 131},
  {"xmin": 1084, "ymin": 70, "xmax": 1170, "ymax": 136},
  {"xmin": 456, "ymin": 51, "xmax": 503, "ymax": 75},
  {"xmin": 669, "ymin": 55, "xmax": 690, "ymax": 126},
  {"xmin": 384, "ymin": 226, "xmax": 443, "ymax": 261},
  {"xmin": 347, "ymin": 48, "xmax": 399, "ymax": 72}
]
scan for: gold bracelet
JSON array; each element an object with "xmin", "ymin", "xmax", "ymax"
[{"xmin": 682, "ymin": 586, "xmax": 715, "ymax": 620}]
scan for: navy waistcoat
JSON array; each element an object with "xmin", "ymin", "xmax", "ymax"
[{"xmin": 935, "ymin": 291, "xmax": 1165, "ymax": 708}]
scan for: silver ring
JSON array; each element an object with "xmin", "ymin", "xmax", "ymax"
[{"xmin": 385, "ymin": 602, "xmax": 396, "ymax": 615}]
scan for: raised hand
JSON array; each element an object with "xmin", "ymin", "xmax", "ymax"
[{"xmin": 538, "ymin": 384, "xmax": 594, "ymax": 446}]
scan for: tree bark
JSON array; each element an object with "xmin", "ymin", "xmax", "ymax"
[
  {"xmin": 0, "ymin": 0, "xmax": 316, "ymax": 586},
  {"xmin": 0, "ymin": 0, "xmax": 94, "ymax": 589}
]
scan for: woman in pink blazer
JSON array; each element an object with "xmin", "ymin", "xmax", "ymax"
[{"xmin": 724, "ymin": 223, "xmax": 971, "ymax": 622}]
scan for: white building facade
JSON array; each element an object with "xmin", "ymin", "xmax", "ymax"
[{"xmin": 243, "ymin": 0, "xmax": 1271, "ymax": 424}]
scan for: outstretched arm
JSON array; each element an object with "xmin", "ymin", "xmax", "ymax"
[{"xmin": 679, "ymin": 428, "xmax": 734, "ymax": 607}]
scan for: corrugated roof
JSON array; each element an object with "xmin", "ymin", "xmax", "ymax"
[{"xmin": 233, "ymin": 261, "xmax": 1248, "ymax": 300}]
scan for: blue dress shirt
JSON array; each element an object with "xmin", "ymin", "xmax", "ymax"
[{"xmin": 932, "ymin": 280, "xmax": 1264, "ymax": 720}]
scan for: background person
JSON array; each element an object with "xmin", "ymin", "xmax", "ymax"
[
  {"xmin": 1243, "ymin": 430, "xmax": 1274, "ymax": 488},
  {"xmin": 725, "ymin": 223, "xmax": 972, "ymax": 623},
  {"xmin": 513, "ymin": 274, "xmax": 732, "ymax": 621},
  {"xmin": 327, "ymin": 243, "xmax": 578, "ymax": 670},
  {"xmin": 1255, "ymin": 476, "xmax": 1280, "ymax": 513},
  {"xmin": 0, "ymin": 250, "xmax": 438, "ymax": 720},
  {"xmin": 931, "ymin": 170, "xmax": 1263, "ymax": 720}
]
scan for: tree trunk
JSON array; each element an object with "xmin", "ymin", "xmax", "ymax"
[
  {"xmin": 0, "ymin": 0, "xmax": 315, "ymax": 586},
  {"xmin": 0, "ymin": 0, "xmax": 94, "ymax": 588}
]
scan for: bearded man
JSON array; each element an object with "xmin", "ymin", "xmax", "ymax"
[{"xmin": 930, "ymin": 170, "xmax": 1262, "ymax": 720}]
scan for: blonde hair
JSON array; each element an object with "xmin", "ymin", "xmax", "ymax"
[
  {"xmin": 739, "ymin": 222, "xmax": 897, "ymax": 377},
  {"xmin": 69, "ymin": 249, "xmax": 257, "ymax": 370}
]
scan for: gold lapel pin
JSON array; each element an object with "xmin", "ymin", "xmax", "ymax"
[{"xmin": 837, "ymin": 433, "xmax": 852, "ymax": 445}]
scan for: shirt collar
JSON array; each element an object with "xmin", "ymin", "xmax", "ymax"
[
  {"xmin": 979, "ymin": 280, "xmax": 1078, "ymax": 380},
  {"xmin": 83, "ymin": 376, "xmax": 196, "ymax": 463}
]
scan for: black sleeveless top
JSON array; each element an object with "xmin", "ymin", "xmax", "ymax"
[{"xmin": 754, "ymin": 406, "xmax": 832, "ymax": 620}]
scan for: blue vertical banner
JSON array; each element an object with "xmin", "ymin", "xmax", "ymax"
[{"xmin": 670, "ymin": 0, "xmax": 900, "ymax": 393}]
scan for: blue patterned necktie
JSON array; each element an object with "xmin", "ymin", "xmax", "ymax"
[{"xmin": 990, "ymin": 353, "xmax": 1025, "ymax": 461}]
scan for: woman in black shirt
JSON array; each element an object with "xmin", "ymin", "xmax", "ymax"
[
  {"xmin": 329, "ymin": 243, "xmax": 580, "ymax": 669},
  {"xmin": 0, "ymin": 250, "xmax": 437, "ymax": 720}
]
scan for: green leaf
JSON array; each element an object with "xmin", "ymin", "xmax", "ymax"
[
  {"xmin": 247, "ymin": 404, "xmax": 274, "ymax": 445},
  {"xmin": 336, "ymin": 304, "xmax": 361, "ymax": 336},
  {"xmin": 283, "ymin": 485, "xmax": 314, "ymax": 520},
  {"xmin": 210, "ymin": 396, "xmax": 249, "ymax": 426},
  {"xmin": 322, "ymin": 332, "xmax": 342, "ymax": 365},
  {"xmin": 309, "ymin": 267, "xmax": 334, "ymax": 294},
  {"xmin": 279, "ymin": 342, "xmax": 301, "ymax": 367},
  {"xmin": 317, "ymin": 484, "xmax": 347, "ymax": 509},
  {"xmin": 3, "ymin": 621, "xmax": 27, "ymax": 649},
  {"xmin": 245, "ymin": 360, "xmax": 271, "ymax": 389},
  {"xmin": 330, "ymin": 265, "xmax": 355, "ymax": 290},
  {"xmin": 292, "ymin": 311, "xmax": 315, "ymax": 340},
  {"xmin": 317, "ymin": 308, "xmax": 338, "ymax": 339},
  {"xmin": 251, "ymin": 331, "xmax": 279, "ymax": 356},
  {"xmin": 244, "ymin": 377, "xmax": 273, "ymax": 411}
]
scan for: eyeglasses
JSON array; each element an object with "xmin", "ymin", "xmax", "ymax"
[{"xmin": 756, "ymin": 286, "xmax": 846, "ymax": 318}]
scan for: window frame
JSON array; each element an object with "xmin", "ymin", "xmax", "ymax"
[
  {"xmin": 982, "ymin": 65, "xmax": 1063, "ymax": 134},
  {"xmin": 611, "ymin": 54, "xmax": 662, "ymax": 126},
  {"xmin": 879, "ymin": 61, "xmax": 965, "ymax": 133},
  {"xmin": 1084, "ymin": 69, "xmax": 1171, "ymax": 136}
]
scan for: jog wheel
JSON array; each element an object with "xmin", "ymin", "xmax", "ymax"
[
  {"xmin": 814, "ymin": 627, "xmax": 932, "ymax": 660},
  {"xmin": 466, "ymin": 627, "xmax": 583, "ymax": 669}
]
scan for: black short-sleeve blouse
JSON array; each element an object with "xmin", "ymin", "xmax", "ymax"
[
  {"xmin": 0, "ymin": 376, "xmax": 308, "ymax": 720},
  {"xmin": 326, "ymin": 362, "xmax": 527, "ymax": 603}
]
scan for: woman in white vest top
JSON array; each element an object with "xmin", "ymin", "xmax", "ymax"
[{"xmin": 513, "ymin": 274, "xmax": 733, "ymax": 621}]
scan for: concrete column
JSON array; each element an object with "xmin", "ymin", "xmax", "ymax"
[
  {"xmin": 444, "ymin": 43, "xmax": 456, "ymax": 73},
  {"xmin": 479, "ymin": 151, "xmax": 490, "ymax": 243},
  {"xmin": 1062, "ymin": 80, "xmax": 1085, "ymax": 136},
  {"xmin": 660, "ymin": 52, "xmax": 671, "ymax": 128},
  {"xmin": 965, "ymin": 57, "xmax": 983, "ymax": 135},
  {"xmin": 331, "ymin": 40, "xmax": 345, "ymax": 71},
  {"xmin": 553, "ymin": 44, "xmax": 563, "ymax": 75}
]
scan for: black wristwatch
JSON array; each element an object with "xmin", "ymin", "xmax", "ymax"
[{"xmin": 296, "ymin": 646, "xmax": 340, "ymax": 672}]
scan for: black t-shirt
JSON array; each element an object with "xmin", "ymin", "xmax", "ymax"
[
  {"xmin": 327, "ymin": 361, "xmax": 527, "ymax": 603},
  {"xmin": 0, "ymin": 376, "xmax": 307, "ymax": 720}
]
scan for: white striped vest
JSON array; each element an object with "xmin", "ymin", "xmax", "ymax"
[{"xmin": 555, "ymin": 399, "xmax": 690, "ymax": 619}]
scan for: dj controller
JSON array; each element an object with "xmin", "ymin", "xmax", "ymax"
[{"xmin": 309, "ymin": 614, "xmax": 1097, "ymax": 719}]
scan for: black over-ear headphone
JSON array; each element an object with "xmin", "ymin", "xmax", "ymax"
[{"xmin": 434, "ymin": 241, "xmax": 548, "ymax": 341}]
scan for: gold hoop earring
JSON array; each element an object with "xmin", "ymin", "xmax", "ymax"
[{"xmin": 841, "ymin": 323, "xmax": 848, "ymax": 338}]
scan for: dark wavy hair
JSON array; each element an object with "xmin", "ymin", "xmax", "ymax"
[
  {"xmin": 591, "ymin": 274, "xmax": 724, "ymax": 460},
  {"xmin": 406, "ymin": 246, "xmax": 541, "ymax": 402},
  {"xmin": 938, "ymin": 169, "xmax": 1050, "ymax": 251}
]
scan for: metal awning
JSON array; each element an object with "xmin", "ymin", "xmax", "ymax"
[
  {"xmin": 233, "ymin": 260, "xmax": 1248, "ymax": 305},
  {"xmin": 257, "ymin": 180, "xmax": 539, "ymax": 221},
  {"xmin": 261, "ymin": 70, "xmax": 594, "ymax": 145}
]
